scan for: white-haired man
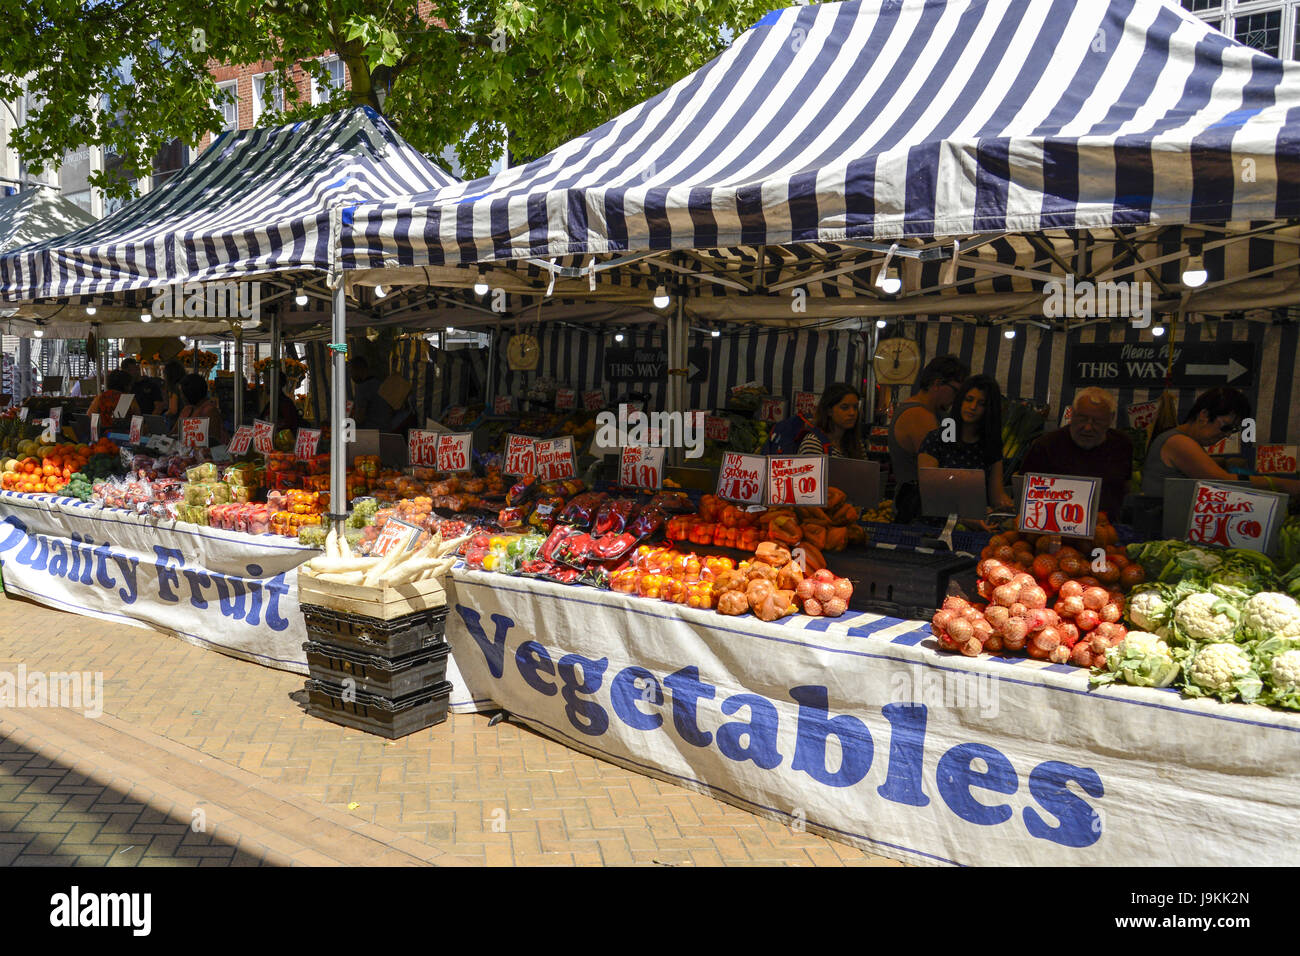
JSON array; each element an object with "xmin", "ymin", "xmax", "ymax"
[{"xmin": 1017, "ymin": 387, "xmax": 1133, "ymax": 521}]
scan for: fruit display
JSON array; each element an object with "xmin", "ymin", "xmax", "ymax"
[
  {"xmin": 860, "ymin": 498, "xmax": 894, "ymax": 523},
  {"xmin": 2, "ymin": 439, "xmax": 120, "ymax": 495}
]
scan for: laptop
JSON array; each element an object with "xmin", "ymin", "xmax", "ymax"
[
  {"xmin": 918, "ymin": 467, "xmax": 989, "ymax": 520},
  {"xmin": 828, "ymin": 458, "xmax": 882, "ymax": 509}
]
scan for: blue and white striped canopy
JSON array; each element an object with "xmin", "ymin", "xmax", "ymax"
[
  {"xmin": 1, "ymin": 107, "xmax": 456, "ymax": 302},
  {"xmin": 341, "ymin": 0, "xmax": 1300, "ymax": 270}
]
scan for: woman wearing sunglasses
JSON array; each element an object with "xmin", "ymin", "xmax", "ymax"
[{"xmin": 1142, "ymin": 387, "xmax": 1300, "ymax": 498}]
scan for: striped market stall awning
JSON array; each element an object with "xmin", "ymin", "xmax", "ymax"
[
  {"xmin": 340, "ymin": 0, "xmax": 1300, "ymax": 273},
  {"xmin": 1, "ymin": 107, "xmax": 456, "ymax": 304}
]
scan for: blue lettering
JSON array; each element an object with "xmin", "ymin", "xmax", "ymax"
[
  {"xmin": 154, "ymin": 546, "xmax": 184, "ymax": 603},
  {"xmin": 455, "ymin": 605, "xmax": 514, "ymax": 679},
  {"xmin": 47, "ymin": 538, "xmax": 68, "ymax": 578},
  {"xmin": 92, "ymin": 542, "xmax": 116, "ymax": 590},
  {"xmin": 244, "ymin": 579, "xmax": 262, "ymax": 626},
  {"xmin": 663, "ymin": 666, "xmax": 715, "ymax": 748},
  {"xmin": 877, "ymin": 703, "xmax": 930, "ymax": 807},
  {"xmin": 182, "ymin": 568, "xmax": 212, "ymax": 610},
  {"xmin": 66, "ymin": 533, "xmax": 82, "ymax": 581},
  {"xmin": 213, "ymin": 574, "xmax": 247, "ymax": 620},
  {"xmin": 74, "ymin": 536, "xmax": 94, "ymax": 586},
  {"xmin": 16, "ymin": 532, "xmax": 48, "ymax": 572},
  {"xmin": 556, "ymin": 654, "xmax": 608, "ymax": 736},
  {"xmin": 936, "ymin": 743, "xmax": 1017, "ymax": 826},
  {"xmin": 109, "ymin": 553, "xmax": 139, "ymax": 604},
  {"xmin": 790, "ymin": 685, "xmax": 873, "ymax": 788},
  {"xmin": 715, "ymin": 693, "xmax": 782, "ymax": 770},
  {"xmin": 610, "ymin": 666, "xmax": 662, "ymax": 731},
  {"xmin": 263, "ymin": 571, "xmax": 290, "ymax": 631},
  {"xmin": 515, "ymin": 641, "xmax": 557, "ymax": 696},
  {"xmin": 0, "ymin": 515, "xmax": 27, "ymax": 553},
  {"xmin": 1023, "ymin": 761, "xmax": 1104, "ymax": 848}
]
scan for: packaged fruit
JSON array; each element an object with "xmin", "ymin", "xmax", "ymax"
[{"xmin": 185, "ymin": 462, "xmax": 219, "ymax": 483}]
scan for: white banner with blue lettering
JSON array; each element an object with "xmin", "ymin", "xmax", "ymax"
[
  {"xmin": 0, "ymin": 492, "xmax": 313, "ymax": 674},
  {"xmin": 444, "ymin": 568, "xmax": 1300, "ymax": 867}
]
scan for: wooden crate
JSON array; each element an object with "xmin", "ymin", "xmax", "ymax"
[{"xmin": 297, "ymin": 575, "xmax": 446, "ymax": 620}]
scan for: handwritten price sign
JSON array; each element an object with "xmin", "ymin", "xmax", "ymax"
[
  {"xmin": 704, "ymin": 415, "xmax": 731, "ymax": 442},
  {"xmin": 582, "ymin": 390, "xmax": 605, "ymax": 411},
  {"xmin": 113, "ymin": 393, "xmax": 135, "ymax": 419},
  {"xmin": 252, "ymin": 419, "xmax": 275, "ymax": 455},
  {"xmin": 620, "ymin": 445, "xmax": 666, "ymax": 490},
  {"xmin": 759, "ymin": 397, "xmax": 787, "ymax": 423},
  {"xmin": 444, "ymin": 406, "xmax": 467, "ymax": 426},
  {"xmin": 89, "ymin": 413, "xmax": 100, "ymax": 443},
  {"xmin": 794, "ymin": 392, "xmax": 819, "ymax": 420},
  {"xmin": 1185, "ymin": 481, "xmax": 1283, "ymax": 554},
  {"xmin": 436, "ymin": 432, "xmax": 473, "ymax": 472},
  {"xmin": 1256, "ymin": 445, "xmax": 1298, "ymax": 475},
  {"xmin": 766, "ymin": 455, "xmax": 827, "ymax": 507},
  {"xmin": 504, "ymin": 434, "xmax": 537, "ymax": 477},
  {"xmin": 371, "ymin": 517, "xmax": 425, "ymax": 557},
  {"xmin": 717, "ymin": 452, "xmax": 767, "ymax": 504},
  {"xmin": 1205, "ymin": 434, "xmax": 1241, "ymax": 456},
  {"xmin": 555, "ymin": 387, "xmax": 575, "ymax": 411},
  {"xmin": 129, "ymin": 415, "xmax": 143, "ymax": 445},
  {"xmin": 534, "ymin": 436, "xmax": 576, "ymax": 481},
  {"xmin": 295, "ymin": 428, "xmax": 322, "ymax": 460},
  {"xmin": 1127, "ymin": 401, "xmax": 1159, "ymax": 430},
  {"xmin": 1017, "ymin": 473, "xmax": 1100, "ymax": 538},
  {"xmin": 407, "ymin": 429, "xmax": 439, "ymax": 467},
  {"xmin": 49, "ymin": 406, "xmax": 62, "ymax": 438},
  {"xmin": 181, "ymin": 417, "xmax": 210, "ymax": 448},
  {"xmin": 494, "ymin": 395, "xmax": 514, "ymax": 415},
  {"xmin": 228, "ymin": 426, "xmax": 253, "ymax": 456}
]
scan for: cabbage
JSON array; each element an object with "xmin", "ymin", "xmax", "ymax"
[
  {"xmin": 1254, "ymin": 636, "xmax": 1300, "ymax": 710},
  {"xmin": 1091, "ymin": 632, "xmax": 1181, "ymax": 689}
]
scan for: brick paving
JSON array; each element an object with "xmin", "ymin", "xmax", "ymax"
[{"xmin": 0, "ymin": 591, "xmax": 903, "ymax": 867}]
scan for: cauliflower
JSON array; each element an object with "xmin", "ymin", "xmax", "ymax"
[
  {"xmin": 1184, "ymin": 642, "xmax": 1260, "ymax": 703},
  {"xmin": 1270, "ymin": 650, "xmax": 1300, "ymax": 695},
  {"xmin": 1172, "ymin": 591, "xmax": 1240, "ymax": 644},
  {"xmin": 1126, "ymin": 586, "xmax": 1172, "ymax": 632},
  {"xmin": 1091, "ymin": 631, "xmax": 1180, "ymax": 689},
  {"xmin": 1240, "ymin": 592, "xmax": 1300, "ymax": 640},
  {"xmin": 1253, "ymin": 637, "xmax": 1300, "ymax": 710}
]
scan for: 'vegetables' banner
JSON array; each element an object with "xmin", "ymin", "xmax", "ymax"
[
  {"xmin": 0, "ymin": 492, "xmax": 312, "ymax": 674},
  {"xmin": 442, "ymin": 569, "xmax": 1300, "ymax": 866}
]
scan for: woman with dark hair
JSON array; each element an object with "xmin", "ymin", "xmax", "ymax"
[
  {"xmin": 162, "ymin": 359, "xmax": 186, "ymax": 427},
  {"xmin": 87, "ymin": 370, "xmax": 142, "ymax": 419},
  {"xmin": 1142, "ymin": 387, "xmax": 1300, "ymax": 497},
  {"xmin": 797, "ymin": 384, "xmax": 865, "ymax": 458},
  {"xmin": 917, "ymin": 374, "xmax": 1015, "ymax": 511},
  {"xmin": 174, "ymin": 373, "xmax": 228, "ymax": 444}
]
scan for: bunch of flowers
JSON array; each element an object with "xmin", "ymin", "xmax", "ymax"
[
  {"xmin": 177, "ymin": 348, "xmax": 219, "ymax": 372},
  {"xmin": 254, "ymin": 357, "xmax": 308, "ymax": 384}
]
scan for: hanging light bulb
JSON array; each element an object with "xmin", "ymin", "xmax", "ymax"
[
  {"xmin": 374, "ymin": 284, "xmax": 387, "ymax": 299},
  {"xmin": 1004, "ymin": 327, "xmax": 1016, "ymax": 339},
  {"xmin": 33, "ymin": 328, "xmax": 43, "ymax": 338},
  {"xmin": 85, "ymin": 305, "xmax": 97, "ymax": 316},
  {"xmin": 446, "ymin": 326, "xmax": 455, "ymax": 334},
  {"xmin": 711, "ymin": 328, "xmax": 720, "ymax": 338},
  {"xmin": 1182, "ymin": 255, "xmax": 1207, "ymax": 288},
  {"xmin": 653, "ymin": 284, "xmax": 670, "ymax": 309},
  {"xmin": 140, "ymin": 311, "xmax": 152, "ymax": 323},
  {"xmin": 1151, "ymin": 325, "xmax": 1166, "ymax": 337},
  {"xmin": 876, "ymin": 319, "xmax": 888, "ymax": 329},
  {"xmin": 614, "ymin": 332, "xmax": 625, "ymax": 343},
  {"xmin": 875, "ymin": 244, "xmax": 902, "ymax": 295},
  {"xmin": 295, "ymin": 288, "xmax": 308, "ymax": 306},
  {"xmin": 474, "ymin": 270, "xmax": 489, "ymax": 296}
]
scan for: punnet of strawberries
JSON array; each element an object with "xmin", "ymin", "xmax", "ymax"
[{"xmin": 931, "ymin": 524, "xmax": 1146, "ymax": 667}]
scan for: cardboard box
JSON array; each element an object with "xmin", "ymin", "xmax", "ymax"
[{"xmin": 378, "ymin": 374, "xmax": 411, "ymax": 411}]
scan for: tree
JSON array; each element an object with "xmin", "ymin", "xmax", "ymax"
[{"xmin": 1, "ymin": 0, "xmax": 772, "ymax": 199}]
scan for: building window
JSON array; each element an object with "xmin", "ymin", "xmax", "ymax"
[
  {"xmin": 312, "ymin": 56, "xmax": 347, "ymax": 105},
  {"xmin": 1233, "ymin": 9, "xmax": 1283, "ymax": 56},
  {"xmin": 252, "ymin": 73, "xmax": 284, "ymax": 122},
  {"xmin": 151, "ymin": 137, "xmax": 187, "ymax": 190},
  {"xmin": 215, "ymin": 80, "xmax": 238, "ymax": 131},
  {"xmin": 1181, "ymin": 0, "xmax": 1223, "ymax": 12}
]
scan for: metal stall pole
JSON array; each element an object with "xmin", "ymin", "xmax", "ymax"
[
  {"xmin": 233, "ymin": 327, "xmax": 244, "ymax": 430},
  {"xmin": 17, "ymin": 338, "xmax": 31, "ymax": 401},
  {"xmin": 485, "ymin": 327, "xmax": 497, "ymax": 406},
  {"xmin": 268, "ymin": 311, "xmax": 281, "ymax": 428},
  {"xmin": 329, "ymin": 282, "xmax": 348, "ymax": 538},
  {"xmin": 671, "ymin": 297, "xmax": 686, "ymax": 466}
]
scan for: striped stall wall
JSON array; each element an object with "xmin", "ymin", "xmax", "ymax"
[
  {"xmin": 430, "ymin": 347, "xmax": 489, "ymax": 420},
  {"xmin": 906, "ymin": 319, "xmax": 1300, "ymax": 442},
  {"xmin": 494, "ymin": 326, "xmax": 859, "ymax": 411}
]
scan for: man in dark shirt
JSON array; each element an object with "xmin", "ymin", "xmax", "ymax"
[
  {"xmin": 1017, "ymin": 387, "xmax": 1132, "ymax": 521},
  {"xmin": 349, "ymin": 355, "xmax": 393, "ymax": 430}
]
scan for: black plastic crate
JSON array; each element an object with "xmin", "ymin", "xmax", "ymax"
[
  {"xmin": 300, "ymin": 604, "xmax": 449, "ymax": 658},
  {"xmin": 303, "ymin": 640, "xmax": 450, "ymax": 698},
  {"xmin": 304, "ymin": 679, "xmax": 453, "ymax": 739},
  {"xmin": 831, "ymin": 545, "xmax": 977, "ymax": 620}
]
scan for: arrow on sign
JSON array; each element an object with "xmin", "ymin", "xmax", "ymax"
[
  {"xmin": 1185, "ymin": 359, "xmax": 1247, "ymax": 383},
  {"xmin": 689, "ymin": 363, "xmax": 702, "ymax": 380}
]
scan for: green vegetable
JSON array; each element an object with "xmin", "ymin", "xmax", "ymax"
[
  {"xmin": 1091, "ymin": 631, "xmax": 1181, "ymax": 689},
  {"xmin": 1183, "ymin": 642, "xmax": 1261, "ymax": 703},
  {"xmin": 1254, "ymin": 636, "xmax": 1300, "ymax": 710},
  {"xmin": 1171, "ymin": 590, "xmax": 1242, "ymax": 644}
]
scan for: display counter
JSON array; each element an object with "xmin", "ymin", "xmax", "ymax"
[{"xmin": 442, "ymin": 566, "xmax": 1300, "ymax": 866}]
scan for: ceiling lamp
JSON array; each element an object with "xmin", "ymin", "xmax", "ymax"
[
  {"xmin": 653, "ymin": 284, "xmax": 670, "ymax": 309},
  {"xmin": 875, "ymin": 243, "xmax": 901, "ymax": 295},
  {"xmin": 374, "ymin": 284, "xmax": 387, "ymax": 299},
  {"xmin": 474, "ymin": 270, "xmax": 489, "ymax": 296},
  {"xmin": 1182, "ymin": 241, "xmax": 1208, "ymax": 288},
  {"xmin": 295, "ymin": 288, "xmax": 308, "ymax": 306}
]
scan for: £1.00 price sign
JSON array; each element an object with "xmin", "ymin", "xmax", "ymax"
[
  {"xmin": 620, "ymin": 445, "xmax": 666, "ymax": 490},
  {"xmin": 766, "ymin": 455, "xmax": 827, "ymax": 507},
  {"xmin": 504, "ymin": 434, "xmax": 536, "ymax": 477},
  {"xmin": 1017, "ymin": 473, "xmax": 1100, "ymax": 538},
  {"xmin": 228, "ymin": 426, "xmax": 253, "ymax": 456},
  {"xmin": 534, "ymin": 436, "xmax": 576, "ymax": 481},
  {"xmin": 407, "ymin": 429, "xmax": 439, "ymax": 467},
  {"xmin": 181, "ymin": 417, "xmax": 210, "ymax": 448},
  {"xmin": 252, "ymin": 419, "xmax": 275, "ymax": 455},
  {"xmin": 759, "ymin": 397, "xmax": 787, "ymax": 423},
  {"xmin": 1185, "ymin": 482, "xmax": 1284, "ymax": 553},
  {"xmin": 295, "ymin": 428, "xmax": 322, "ymax": 460},
  {"xmin": 1256, "ymin": 444, "xmax": 1298, "ymax": 475},
  {"xmin": 717, "ymin": 452, "xmax": 767, "ymax": 505},
  {"xmin": 436, "ymin": 432, "xmax": 473, "ymax": 472}
]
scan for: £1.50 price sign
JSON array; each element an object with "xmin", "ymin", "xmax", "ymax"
[
  {"xmin": 436, "ymin": 432, "xmax": 473, "ymax": 472},
  {"xmin": 504, "ymin": 434, "xmax": 537, "ymax": 477},
  {"xmin": 534, "ymin": 436, "xmax": 576, "ymax": 481},
  {"xmin": 1256, "ymin": 444, "xmax": 1298, "ymax": 475},
  {"xmin": 1185, "ymin": 481, "xmax": 1284, "ymax": 553},
  {"xmin": 228, "ymin": 426, "xmax": 253, "ymax": 456},
  {"xmin": 252, "ymin": 419, "xmax": 275, "ymax": 455},
  {"xmin": 766, "ymin": 455, "xmax": 827, "ymax": 507},
  {"xmin": 408, "ymin": 429, "xmax": 439, "ymax": 467},
  {"xmin": 295, "ymin": 427, "xmax": 322, "ymax": 460},
  {"xmin": 717, "ymin": 452, "xmax": 767, "ymax": 504},
  {"xmin": 1017, "ymin": 473, "xmax": 1099, "ymax": 538},
  {"xmin": 620, "ymin": 445, "xmax": 666, "ymax": 490}
]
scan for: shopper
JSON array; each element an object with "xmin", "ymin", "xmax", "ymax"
[
  {"xmin": 350, "ymin": 356, "xmax": 393, "ymax": 430},
  {"xmin": 917, "ymin": 374, "xmax": 1015, "ymax": 511},
  {"xmin": 162, "ymin": 359, "xmax": 186, "ymax": 427},
  {"xmin": 1017, "ymin": 387, "xmax": 1131, "ymax": 521},
  {"xmin": 119, "ymin": 357, "xmax": 141, "ymax": 384},
  {"xmin": 1142, "ymin": 387, "xmax": 1300, "ymax": 498},
  {"xmin": 87, "ymin": 370, "xmax": 141, "ymax": 419},
  {"xmin": 797, "ymin": 384, "xmax": 865, "ymax": 458},
  {"xmin": 888, "ymin": 354, "xmax": 969, "ymax": 522},
  {"xmin": 175, "ymin": 372, "xmax": 227, "ymax": 444},
  {"xmin": 133, "ymin": 375, "xmax": 165, "ymax": 416}
]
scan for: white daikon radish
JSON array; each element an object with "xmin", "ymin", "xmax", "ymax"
[
  {"xmin": 363, "ymin": 541, "xmax": 408, "ymax": 588},
  {"xmin": 436, "ymin": 534, "xmax": 472, "ymax": 557},
  {"xmin": 316, "ymin": 571, "xmax": 366, "ymax": 585},
  {"xmin": 307, "ymin": 556, "xmax": 378, "ymax": 575},
  {"xmin": 339, "ymin": 534, "xmax": 352, "ymax": 559},
  {"xmin": 325, "ymin": 527, "xmax": 340, "ymax": 559}
]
